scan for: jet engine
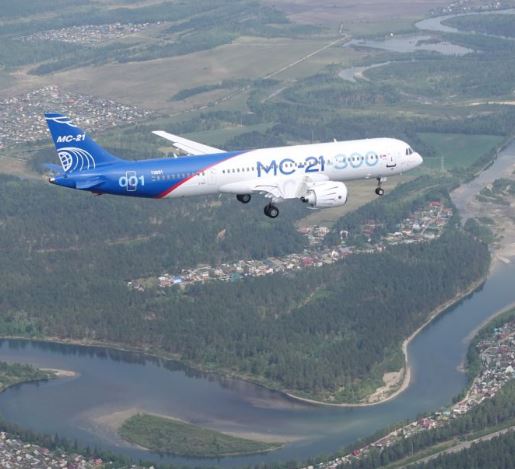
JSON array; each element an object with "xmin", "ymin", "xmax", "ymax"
[{"xmin": 301, "ymin": 181, "xmax": 348, "ymax": 208}]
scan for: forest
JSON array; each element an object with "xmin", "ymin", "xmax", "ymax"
[
  {"xmin": 444, "ymin": 13, "xmax": 515, "ymax": 38},
  {"xmin": 411, "ymin": 430, "xmax": 515, "ymax": 469},
  {"xmin": 0, "ymin": 173, "xmax": 490, "ymax": 401}
]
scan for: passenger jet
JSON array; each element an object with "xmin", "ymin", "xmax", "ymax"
[{"xmin": 45, "ymin": 113, "xmax": 423, "ymax": 218}]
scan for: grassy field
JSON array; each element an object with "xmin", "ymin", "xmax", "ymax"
[
  {"xmin": 119, "ymin": 414, "xmax": 282, "ymax": 457},
  {"xmin": 266, "ymin": 0, "xmax": 449, "ymax": 27},
  {"xmin": 39, "ymin": 36, "xmax": 348, "ymax": 112},
  {"xmin": 417, "ymin": 132, "xmax": 504, "ymax": 171}
]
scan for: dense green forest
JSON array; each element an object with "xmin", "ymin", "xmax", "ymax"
[
  {"xmin": 0, "ymin": 361, "xmax": 53, "ymax": 391},
  {"xmin": 444, "ymin": 13, "xmax": 515, "ymax": 38},
  {"xmin": 0, "ymin": 173, "xmax": 490, "ymax": 401},
  {"xmin": 411, "ymin": 430, "xmax": 515, "ymax": 469}
]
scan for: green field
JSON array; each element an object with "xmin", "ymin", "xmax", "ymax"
[
  {"xmin": 119, "ymin": 414, "xmax": 281, "ymax": 457},
  {"xmin": 417, "ymin": 132, "xmax": 504, "ymax": 171}
]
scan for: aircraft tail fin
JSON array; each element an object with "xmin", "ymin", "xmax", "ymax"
[{"xmin": 44, "ymin": 113, "xmax": 121, "ymax": 173}]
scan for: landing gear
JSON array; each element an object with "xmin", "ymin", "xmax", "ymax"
[
  {"xmin": 236, "ymin": 194, "xmax": 251, "ymax": 204},
  {"xmin": 264, "ymin": 203, "xmax": 279, "ymax": 218},
  {"xmin": 375, "ymin": 177, "xmax": 386, "ymax": 196}
]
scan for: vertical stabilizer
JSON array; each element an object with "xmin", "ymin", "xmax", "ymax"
[{"xmin": 45, "ymin": 113, "xmax": 121, "ymax": 173}]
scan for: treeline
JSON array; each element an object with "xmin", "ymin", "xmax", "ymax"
[
  {"xmin": 0, "ymin": 0, "xmax": 86, "ymax": 19},
  {"xmin": 366, "ymin": 54, "xmax": 515, "ymax": 99},
  {"xmin": 0, "ymin": 174, "xmax": 489, "ymax": 400},
  {"xmin": 0, "ymin": 361, "xmax": 51, "ymax": 391},
  {"xmin": 411, "ymin": 430, "xmax": 515, "ymax": 469},
  {"xmin": 0, "ymin": 175, "xmax": 307, "ymax": 277},
  {"xmin": 444, "ymin": 14, "xmax": 515, "ymax": 39},
  {"xmin": 170, "ymin": 78, "xmax": 275, "ymax": 101},
  {"xmin": 341, "ymin": 379, "xmax": 515, "ymax": 468}
]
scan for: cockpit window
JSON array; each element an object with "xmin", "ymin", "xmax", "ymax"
[{"xmin": 406, "ymin": 147, "xmax": 414, "ymax": 156}]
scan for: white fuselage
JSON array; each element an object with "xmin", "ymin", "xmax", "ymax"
[{"xmin": 166, "ymin": 138, "xmax": 422, "ymax": 199}]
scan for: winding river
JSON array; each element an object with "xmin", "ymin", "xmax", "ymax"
[{"xmin": 1, "ymin": 11, "xmax": 515, "ymax": 468}]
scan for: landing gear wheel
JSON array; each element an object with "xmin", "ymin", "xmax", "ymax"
[
  {"xmin": 264, "ymin": 203, "xmax": 279, "ymax": 218},
  {"xmin": 236, "ymin": 194, "xmax": 251, "ymax": 204},
  {"xmin": 375, "ymin": 187, "xmax": 385, "ymax": 196}
]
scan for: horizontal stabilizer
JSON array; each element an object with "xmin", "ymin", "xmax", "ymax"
[
  {"xmin": 75, "ymin": 176, "xmax": 106, "ymax": 190},
  {"xmin": 152, "ymin": 130, "xmax": 224, "ymax": 155}
]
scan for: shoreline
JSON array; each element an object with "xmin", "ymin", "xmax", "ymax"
[
  {"xmin": 285, "ymin": 275, "xmax": 488, "ymax": 408},
  {"xmin": 0, "ymin": 275, "xmax": 491, "ymax": 410}
]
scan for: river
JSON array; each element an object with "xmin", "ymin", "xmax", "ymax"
[
  {"xmin": 0, "ymin": 140, "xmax": 514, "ymax": 466},
  {"xmin": 340, "ymin": 9, "xmax": 515, "ymax": 83},
  {"xmin": 2, "ymin": 11, "xmax": 515, "ymax": 468}
]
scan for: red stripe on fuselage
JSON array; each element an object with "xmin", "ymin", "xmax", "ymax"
[{"xmin": 156, "ymin": 152, "xmax": 244, "ymax": 199}]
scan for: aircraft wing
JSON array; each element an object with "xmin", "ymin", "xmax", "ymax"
[
  {"xmin": 152, "ymin": 130, "xmax": 224, "ymax": 155},
  {"xmin": 219, "ymin": 174, "xmax": 329, "ymax": 201}
]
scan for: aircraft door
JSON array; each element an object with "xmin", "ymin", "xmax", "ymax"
[{"xmin": 385, "ymin": 153, "xmax": 397, "ymax": 170}]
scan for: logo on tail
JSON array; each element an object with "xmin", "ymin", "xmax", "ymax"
[{"xmin": 58, "ymin": 147, "xmax": 96, "ymax": 172}]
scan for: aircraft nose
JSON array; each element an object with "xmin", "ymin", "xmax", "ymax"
[
  {"xmin": 48, "ymin": 177, "xmax": 56, "ymax": 184},
  {"xmin": 414, "ymin": 153, "xmax": 423, "ymax": 167}
]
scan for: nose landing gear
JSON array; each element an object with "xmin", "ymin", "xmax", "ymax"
[{"xmin": 375, "ymin": 177, "xmax": 386, "ymax": 196}]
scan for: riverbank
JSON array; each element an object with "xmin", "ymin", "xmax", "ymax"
[
  {"xmin": 0, "ymin": 270, "xmax": 488, "ymax": 411},
  {"xmin": 285, "ymin": 275, "xmax": 488, "ymax": 408}
]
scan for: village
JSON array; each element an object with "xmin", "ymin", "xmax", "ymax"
[
  {"xmin": 0, "ymin": 431, "xmax": 150, "ymax": 469},
  {"xmin": 0, "ymin": 86, "xmax": 152, "ymax": 150},
  {"xmin": 129, "ymin": 200, "xmax": 453, "ymax": 291},
  {"xmin": 311, "ymin": 317, "xmax": 515, "ymax": 469},
  {"xmin": 20, "ymin": 23, "xmax": 157, "ymax": 45}
]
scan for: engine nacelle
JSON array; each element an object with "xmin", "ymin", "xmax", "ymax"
[{"xmin": 302, "ymin": 181, "xmax": 348, "ymax": 208}]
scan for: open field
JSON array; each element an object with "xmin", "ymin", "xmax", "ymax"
[
  {"xmin": 418, "ymin": 133, "xmax": 504, "ymax": 171},
  {"xmin": 13, "ymin": 36, "xmax": 349, "ymax": 112},
  {"xmin": 266, "ymin": 0, "xmax": 449, "ymax": 28}
]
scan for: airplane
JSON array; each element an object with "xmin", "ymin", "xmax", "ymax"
[{"xmin": 44, "ymin": 113, "xmax": 423, "ymax": 218}]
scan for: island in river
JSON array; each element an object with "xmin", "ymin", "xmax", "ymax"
[{"xmin": 119, "ymin": 413, "xmax": 282, "ymax": 457}]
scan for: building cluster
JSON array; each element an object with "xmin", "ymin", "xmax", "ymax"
[
  {"xmin": 0, "ymin": 432, "xmax": 103, "ymax": 469},
  {"xmin": 310, "ymin": 319, "xmax": 515, "ymax": 469},
  {"xmin": 129, "ymin": 201, "xmax": 452, "ymax": 291},
  {"xmin": 373, "ymin": 201, "xmax": 453, "ymax": 246},
  {"xmin": 432, "ymin": 0, "xmax": 507, "ymax": 15},
  {"xmin": 21, "ymin": 23, "xmax": 156, "ymax": 45},
  {"xmin": 0, "ymin": 86, "xmax": 152, "ymax": 150}
]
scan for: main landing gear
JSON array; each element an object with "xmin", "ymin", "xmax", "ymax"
[
  {"xmin": 375, "ymin": 177, "xmax": 386, "ymax": 196},
  {"xmin": 236, "ymin": 194, "xmax": 251, "ymax": 204},
  {"xmin": 264, "ymin": 203, "xmax": 279, "ymax": 218}
]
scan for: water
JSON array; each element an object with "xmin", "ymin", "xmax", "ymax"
[
  {"xmin": 2, "ymin": 13, "xmax": 515, "ymax": 464},
  {"xmin": 345, "ymin": 36, "xmax": 471, "ymax": 56},
  {"xmin": 340, "ymin": 9, "xmax": 515, "ymax": 82},
  {"xmin": 0, "ymin": 261, "xmax": 514, "ymax": 467},
  {"xmin": 0, "ymin": 141, "xmax": 514, "ymax": 465}
]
